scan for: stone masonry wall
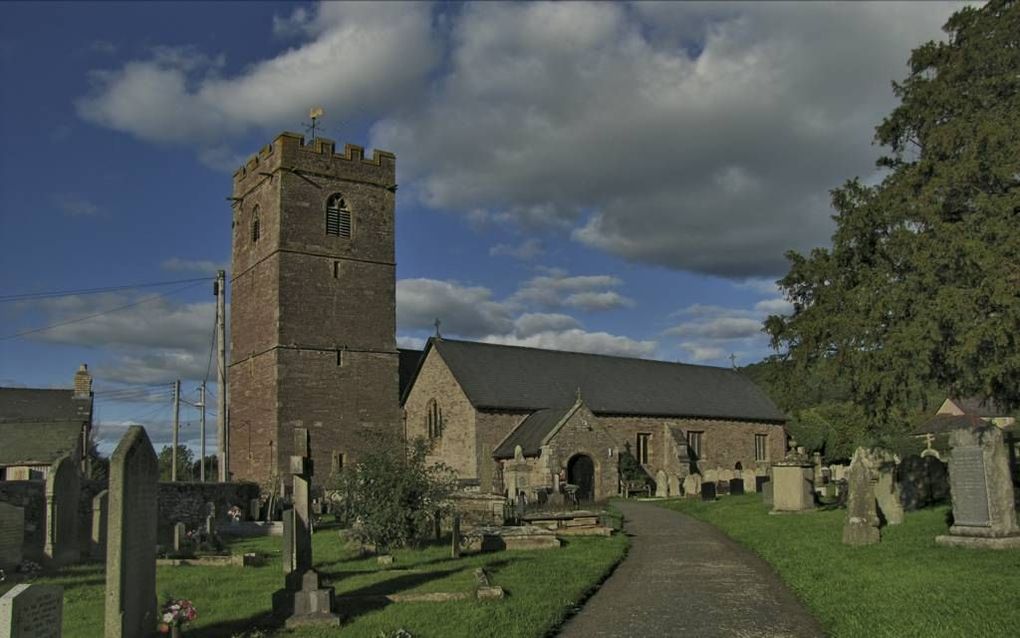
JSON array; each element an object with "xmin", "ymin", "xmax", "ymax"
[
  {"xmin": 403, "ymin": 348, "xmax": 478, "ymax": 481},
  {"xmin": 545, "ymin": 404, "xmax": 620, "ymax": 499},
  {"xmin": 476, "ymin": 410, "xmax": 530, "ymax": 493}
]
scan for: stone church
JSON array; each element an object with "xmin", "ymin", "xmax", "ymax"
[{"xmin": 227, "ymin": 132, "xmax": 788, "ymax": 498}]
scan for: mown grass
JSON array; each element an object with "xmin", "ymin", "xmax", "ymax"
[
  {"xmin": 657, "ymin": 494, "xmax": 1020, "ymax": 638},
  {"xmin": 2, "ymin": 521, "xmax": 627, "ymax": 638}
]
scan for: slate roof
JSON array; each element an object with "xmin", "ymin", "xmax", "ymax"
[
  {"xmin": 916, "ymin": 413, "xmax": 990, "ymax": 435},
  {"xmin": 398, "ymin": 349, "xmax": 424, "ymax": 399},
  {"xmin": 419, "ymin": 339, "xmax": 786, "ymax": 422},
  {"xmin": 946, "ymin": 397, "xmax": 1007, "ymax": 418},
  {"xmin": 0, "ymin": 421, "xmax": 83, "ymax": 466},
  {"xmin": 493, "ymin": 405, "xmax": 575, "ymax": 459},
  {"xmin": 0, "ymin": 388, "xmax": 92, "ymax": 423}
]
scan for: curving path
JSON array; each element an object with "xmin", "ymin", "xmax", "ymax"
[{"xmin": 558, "ymin": 500, "xmax": 825, "ymax": 638}]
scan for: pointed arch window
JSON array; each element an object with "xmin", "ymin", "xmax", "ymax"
[
  {"xmin": 251, "ymin": 205, "xmax": 261, "ymax": 243},
  {"xmin": 425, "ymin": 398, "xmax": 443, "ymax": 439},
  {"xmin": 326, "ymin": 194, "xmax": 352, "ymax": 238}
]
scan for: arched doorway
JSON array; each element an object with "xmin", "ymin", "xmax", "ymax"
[{"xmin": 567, "ymin": 454, "xmax": 595, "ymax": 503}]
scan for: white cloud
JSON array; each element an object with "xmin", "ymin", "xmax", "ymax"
[
  {"xmin": 753, "ymin": 297, "xmax": 793, "ymax": 315},
  {"xmin": 77, "ymin": 3, "xmax": 437, "ymax": 149},
  {"xmin": 679, "ymin": 343, "xmax": 728, "ymax": 363},
  {"xmin": 564, "ymin": 291, "xmax": 634, "ymax": 311},
  {"xmin": 512, "ymin": 270, "xmax": 625, "ymax": 310},
  {"xmin": 371, "ymin": 2, "xmax": 960, "ymax": 277},
  {"xmin": 396, "ymin": 278, "xmax": 515, "ymax": 338},
  {"xmin": 397, "ymin": 335, "xmax": 426, "ymax": 350},
  {"xmin": 483, "ymin": 329, "xmax": 655, "ymax": 359},
  {"xmin": 53, "ymin": 194, "xmax": 102, "ymax": 217},
  {"xmin": 161, "ymin": 257, "xmax": 228, "ymax": 275},
  {"xmin": 513, "ymin": 313, "xmax": 581, "ymax": 337},
  {"xmin": 489, "ymin": 238, "xmax": 544, "ymax": 260}
]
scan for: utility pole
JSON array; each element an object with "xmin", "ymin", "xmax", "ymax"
[
  {"xmin": 171, "ymin": 379, "xmax": 180, "ymax": 482},
  {"xmin": 199, "ymin": 381, "xmax": 207, "ymax": 482},
  {"xmin": 215, "ymin": 269, "xmax": 229, "ymax": 482}
]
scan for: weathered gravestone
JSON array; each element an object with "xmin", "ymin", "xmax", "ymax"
[
  {"xmin": 173, "ymin": 522, "xmax": 187, "ymax": 553},
  {"xmin": 742, "ymin": 471, "xmax": 757, "ymax": 494},
  {"xmin": 682, "ymin": 473, "xmax": 701, "ymax": 498},
  {"xmin": 729, "ymin": 478, "xmax": 745, "ymax": 495},
  {"xmin": 762, "ymin": 477, "xmax": 774, "ymax": 507},
  {"xmin": 90, "ymin": 490, "xmax": 108, "ymax": 561},
  {"xmin": 281, "ymin": 508, "xmax": 296, "ymax": 575},
  {"xmin": 701, "ymin": 482, "xmax": 717, "ymax": 501},
  {"xmin": 451, "ymin": 513, "xmax": 462, "ymax": 559},
  {"xmin": 898, "ymin": 455, "xmax": 950, "ymax": 511},
  {"xmin": 842, "ymin": 448, "xmax": 880, "ymax": 546},
  {"xmin": 250, "ymin": 498, "xmax": 261, "ymax": 521},
  {"xmin": 1, "ymin": 583, "xmax": 63, "ymax": 638},
  {"xmin": 668, "ymin": 474, "xmax": 681, "ymax": 498},
  {"xmin": 104, "ymin": 426, "xmax": 158, "ymax": 638},
  {"xmin": 655, "ymin": 470, "xmax": 668, "ymax": 497},
  {"xmin": 272, "ymin": 428, "xmax": 339, "ymax": 627},
  {"xmin": 44, "ymin": 454, "xmax": 80, "ymax": 566},
  {"xmin": 936, "ymin": 425, "xmax": 1020, "ymax": 549},
  {"xmin": 770, "ymin": 460, "xmax": 815, "ymax": 513},
  {"xmin": 0, "ymin": 502, "xmax": 24, "ymax": 570},
  {"xmin": 863, "ymin": 448, "xmax": 904, "ymax": 525}
]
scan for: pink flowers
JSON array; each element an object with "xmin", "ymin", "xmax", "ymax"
[{"xmin": 157, "ymin": 597, "xmax": 197, "ymax": 632}]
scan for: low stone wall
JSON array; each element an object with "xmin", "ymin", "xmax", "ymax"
[
  {"xmin": 450, "ymin": 492, "xmax": 506, "ymax": 528},
  {"xmin": 0, "ymin": 478, "xmax": 260, "ymax": 558}
]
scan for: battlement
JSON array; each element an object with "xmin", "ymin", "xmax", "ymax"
[{"xmin": 232, "ymin": 131, "xmax": 396, "ymax": 185}]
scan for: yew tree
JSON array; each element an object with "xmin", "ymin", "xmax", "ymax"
[{"xmin": 766, "ymin": 0, "xmax": 1020, "ymax": 429}]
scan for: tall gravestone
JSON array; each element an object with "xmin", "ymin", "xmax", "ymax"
[
  {"xmin": 0, "ymin": 502, "xmax": 25, "ymax": 570},
  {"xmin": 863, "ymin": 448, "xmax": 904, "ymax": 525},
  {"xmin": 91, "ymin": 490, "xmax": 108, "ymax": 561},
  {"xmin": 655, "ymin": 470, "xmax": 668, "ymax": 497},
  {"xmin": 272, "ymin": 428, "xmax": 339, "ymax": 627},
  {"xmin": 1, "ymin": 583, "xmax": 63, "ymax": 638},
  {"xmin": 104, "ymin": 426, "xmax": 158, "ymax": 638},
  {"xmin": 44, "ymin": 454, "xmax": 80, "ymax": 566},
  {"xmin": 842, "ymin": 448, "xmax": 880, "ymax": 545},
  {"xmin": 936, "ymin": 425, "xmax": 1020, "ymax": 549}
]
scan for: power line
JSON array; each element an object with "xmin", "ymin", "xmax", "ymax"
[
  {"xmin": 0, "ymin": 276, "xmax": 212, "ymax": 303},
  {"xmin": 0, "ymin": 280, "xmax": 207, "ymax": 342}
]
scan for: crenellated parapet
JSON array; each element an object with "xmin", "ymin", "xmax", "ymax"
[{"xmin": 232, "ymin": 132, "xmax": 396, "ymax": 198}]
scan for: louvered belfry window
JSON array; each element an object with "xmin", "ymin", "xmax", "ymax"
[{"xmin": 326, "ymin": 194, "xmax": 352, "ymax": 238}]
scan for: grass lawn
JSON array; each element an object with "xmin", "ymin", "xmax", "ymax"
[
  {"xmin": 657, "ymin": 494, "xmax": 1020, "ymax": 638},
  {"xmin": 1, "ymin": 521, "xmax": 627, "ymax": 638}
]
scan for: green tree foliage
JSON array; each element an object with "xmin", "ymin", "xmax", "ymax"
[
  {"xmin": 766, "ymin": 1, "xmax": 1020, "ymax": 433},
  {"xmin": 330, "ymin": 436, "xmax": 457, "ymax": 552},
  {"xmin": 158, "ymin": 444, "xmax": 195, "ymax": 482}
]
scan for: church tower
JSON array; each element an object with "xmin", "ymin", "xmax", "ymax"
[{"xmin": 228, "ymin": 132, "xmax": 401, "ymax": 486}]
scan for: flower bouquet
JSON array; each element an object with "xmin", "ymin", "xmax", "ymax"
[{"xmin": 158, "ymin": 597, "xmax": 197, "ymax": 636}]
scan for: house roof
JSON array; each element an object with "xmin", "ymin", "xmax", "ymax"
[
  {"xmin": 412, "ymin": 338, "xmax": 786, "ymax": 423},
  {"xmin": 0, "ymin": 388, "xmax": 92, "ymax": 423},
  {"xmin": 0, "ymin": 421, "xmax": 83, "ymax": 466},
  {"xmin": 915, "ymin": 413, "xmax": 986, "ymax": 435},
  {"xmin": 493, "ymin": 405, "xmax": 575, "ymax": 459},
  {"xmin": 945, "ymin": 397, "xmax": 1008, "ymax": 418},
  {"xmin": 398, "ymin": 349, "xmax": 423, "ymax": 398}
]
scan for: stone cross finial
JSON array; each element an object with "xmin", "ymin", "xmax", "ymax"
[
  {"xmin": 434, "ymin": 318, "xmax": 442, "ymax": 339},
  {"xmin": 729, "ymin": 353, "xmax": 737, "ymax": 369}
]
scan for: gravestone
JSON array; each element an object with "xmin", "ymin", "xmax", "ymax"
[
  {"xmin": 668, "ymin": 474, "xmax": 681, "ymax": 498},
  {"xmin": 104, "ymin": 426, "xmax": 158, "ymax": 638},
  {"xmin": 281, "ymin": 508, "xmax": 296, "ymax": 575},
  {"xmin": 863, "ymin": 448, "xmax": 904, "ymax": 525},
  {"xmin": 44, "ymin": 454, "xmax": 80, "ymax": 566},
  {"xmin": 755, "ymin": 475, "xmax": 769, "ymax": 493},
  {"xmin": 451, "ymin": 513, "xmax": 462, "ymax": 559},
  {"xmin": 272, "ymin": 428, "xmax": 339, "ymax": 627},
  {"xmin": 729, "ymin": 478, "xmax": 745, "ymax": 495},
  {"xmin": 936, "ymin": 425, "xmax": 1020, "ymax": 549},
  {"xmin": 173, "ymin": 522, "xmax": 187, "ymax": 553},
  {"xmin": 898, "ymin": 455, "xmax": 950, "ymax": 511},
  {"xmin": 702, "ymin": 469, "xmax": 719, "ymax": 484},
  {"xmin": 842, "ymin": 448, "xmax": 880, "ymax": 545},
  {"xmin": 682, "ymin": 473, "xmax": 701, "ymax": 498},
  {"xmin": 742, "ymin": 471, "xmax": 757, "ymax": 494},
  {"xmin": 762, "ymin": 478, "xmax": 774, "ymax": 507},
  {"xmin": 91, "ymin": 490, "xmax": 108, "ymax": 560},
  {"xmin": 716, "ymin": 478, "xmax": 730, "ymax": 496},
  {"xmin": 205, "ymin": 513, "xmax": 216, "ymax": 537},
  {"xmin": 250, "ymin": 498, "xmax": 261, "ymax": 521},
  {"xmin": 0, "ymin": 502, "xmax": 24, "ymax": 570},
  {"xmin": 655, "ymin": 470, "xmax": 668, "ymax": 497},
  {"xmin": 770, "ymin": 460, "xmax": 815, "ymax": 513},
  {"xmin": 0, "ymin": 583, "xmax": 63, "ymax": 638},
  {"xmin": 701, "ymin": 482, "xmax": 717, "ymax": 501}
]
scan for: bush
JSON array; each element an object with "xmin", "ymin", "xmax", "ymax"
[{"xmin": 330, "ymin": 436, "xmax": 457, "ymax": 552}]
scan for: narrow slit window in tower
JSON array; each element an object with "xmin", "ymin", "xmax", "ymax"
[{"xmin": 251, "ymin": 205, "xmax": 261, "ymax": 243}]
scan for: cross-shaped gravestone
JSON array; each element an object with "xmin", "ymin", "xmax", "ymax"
[{"xmin": 272, "ymin": 428, "xmax": 339, "ymax": 627}]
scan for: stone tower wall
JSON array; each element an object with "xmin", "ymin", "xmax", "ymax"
[{"xmin": 229, "ymin": 132, "xmax": 401, "ymax": 486}]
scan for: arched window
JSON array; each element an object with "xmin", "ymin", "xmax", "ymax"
[
  {"xmin": 251, "ymin": 205, "xmax": 260, "ymax": 243},
  {"xmin": 325, "ymin": 194, "xmax": 352, "ymax": 238},
  {"xmin": 425, "ymin": 399, "xmax": 443, "ymax": 439}
]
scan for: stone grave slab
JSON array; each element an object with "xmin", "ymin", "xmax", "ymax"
[
  {"xmin": 1, "ymin": 583, "xmax": 63, "ymax": 638},
  {"xmin": 0, "ymin": 503, "xmax": 24, "ymax": 570}
]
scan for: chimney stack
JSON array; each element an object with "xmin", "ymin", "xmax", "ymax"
[{"xmin": 73, "ymin": 363, "xmax": 92, "ymax": 399}]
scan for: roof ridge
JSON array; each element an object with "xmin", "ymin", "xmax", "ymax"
[{"xmin": 437, "ymin": 338, "xmax": 738, "ymax": 373}]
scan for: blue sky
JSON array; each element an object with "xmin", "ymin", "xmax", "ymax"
[{"xmin": 0, "ymin": 1, "xmax": 963, "ymax": 453}]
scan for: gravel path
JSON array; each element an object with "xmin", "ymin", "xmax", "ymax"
[{"xmin": 557, "ymin": 500, "xmax": 825, "ymax": 638}]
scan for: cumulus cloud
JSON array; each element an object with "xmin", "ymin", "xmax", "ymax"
[
  {"xmin": 564, "ymin": 291, "xmax": 634, "ymax": 312},
  {"xmin": 489, "ymin": 238, "xmax": 544, "ymax": 260},
  {"xmin": 396, "ymin": 273, "xmax": 652, "ymax": 358},
  {"xmin": 666, "ymin": 317, "xmax": 762, "ymax": 340},
  {"xmin": 512, "ymin": 269, "xmax": 628, "ymax": 311},
  {"xmin": 53, "ymin": 194, "xmax": 102, "ymax": 217},
  {"xmin": 372, "ymin": 2, "xmax": 959, "ymax": 277},
  {"xmin": 161, "ymin": 257, "xmax": 229, "ymax": 275},
  {"xmin": 77, "ymin": 3, "xmax": 437, "ymax": 148}
]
